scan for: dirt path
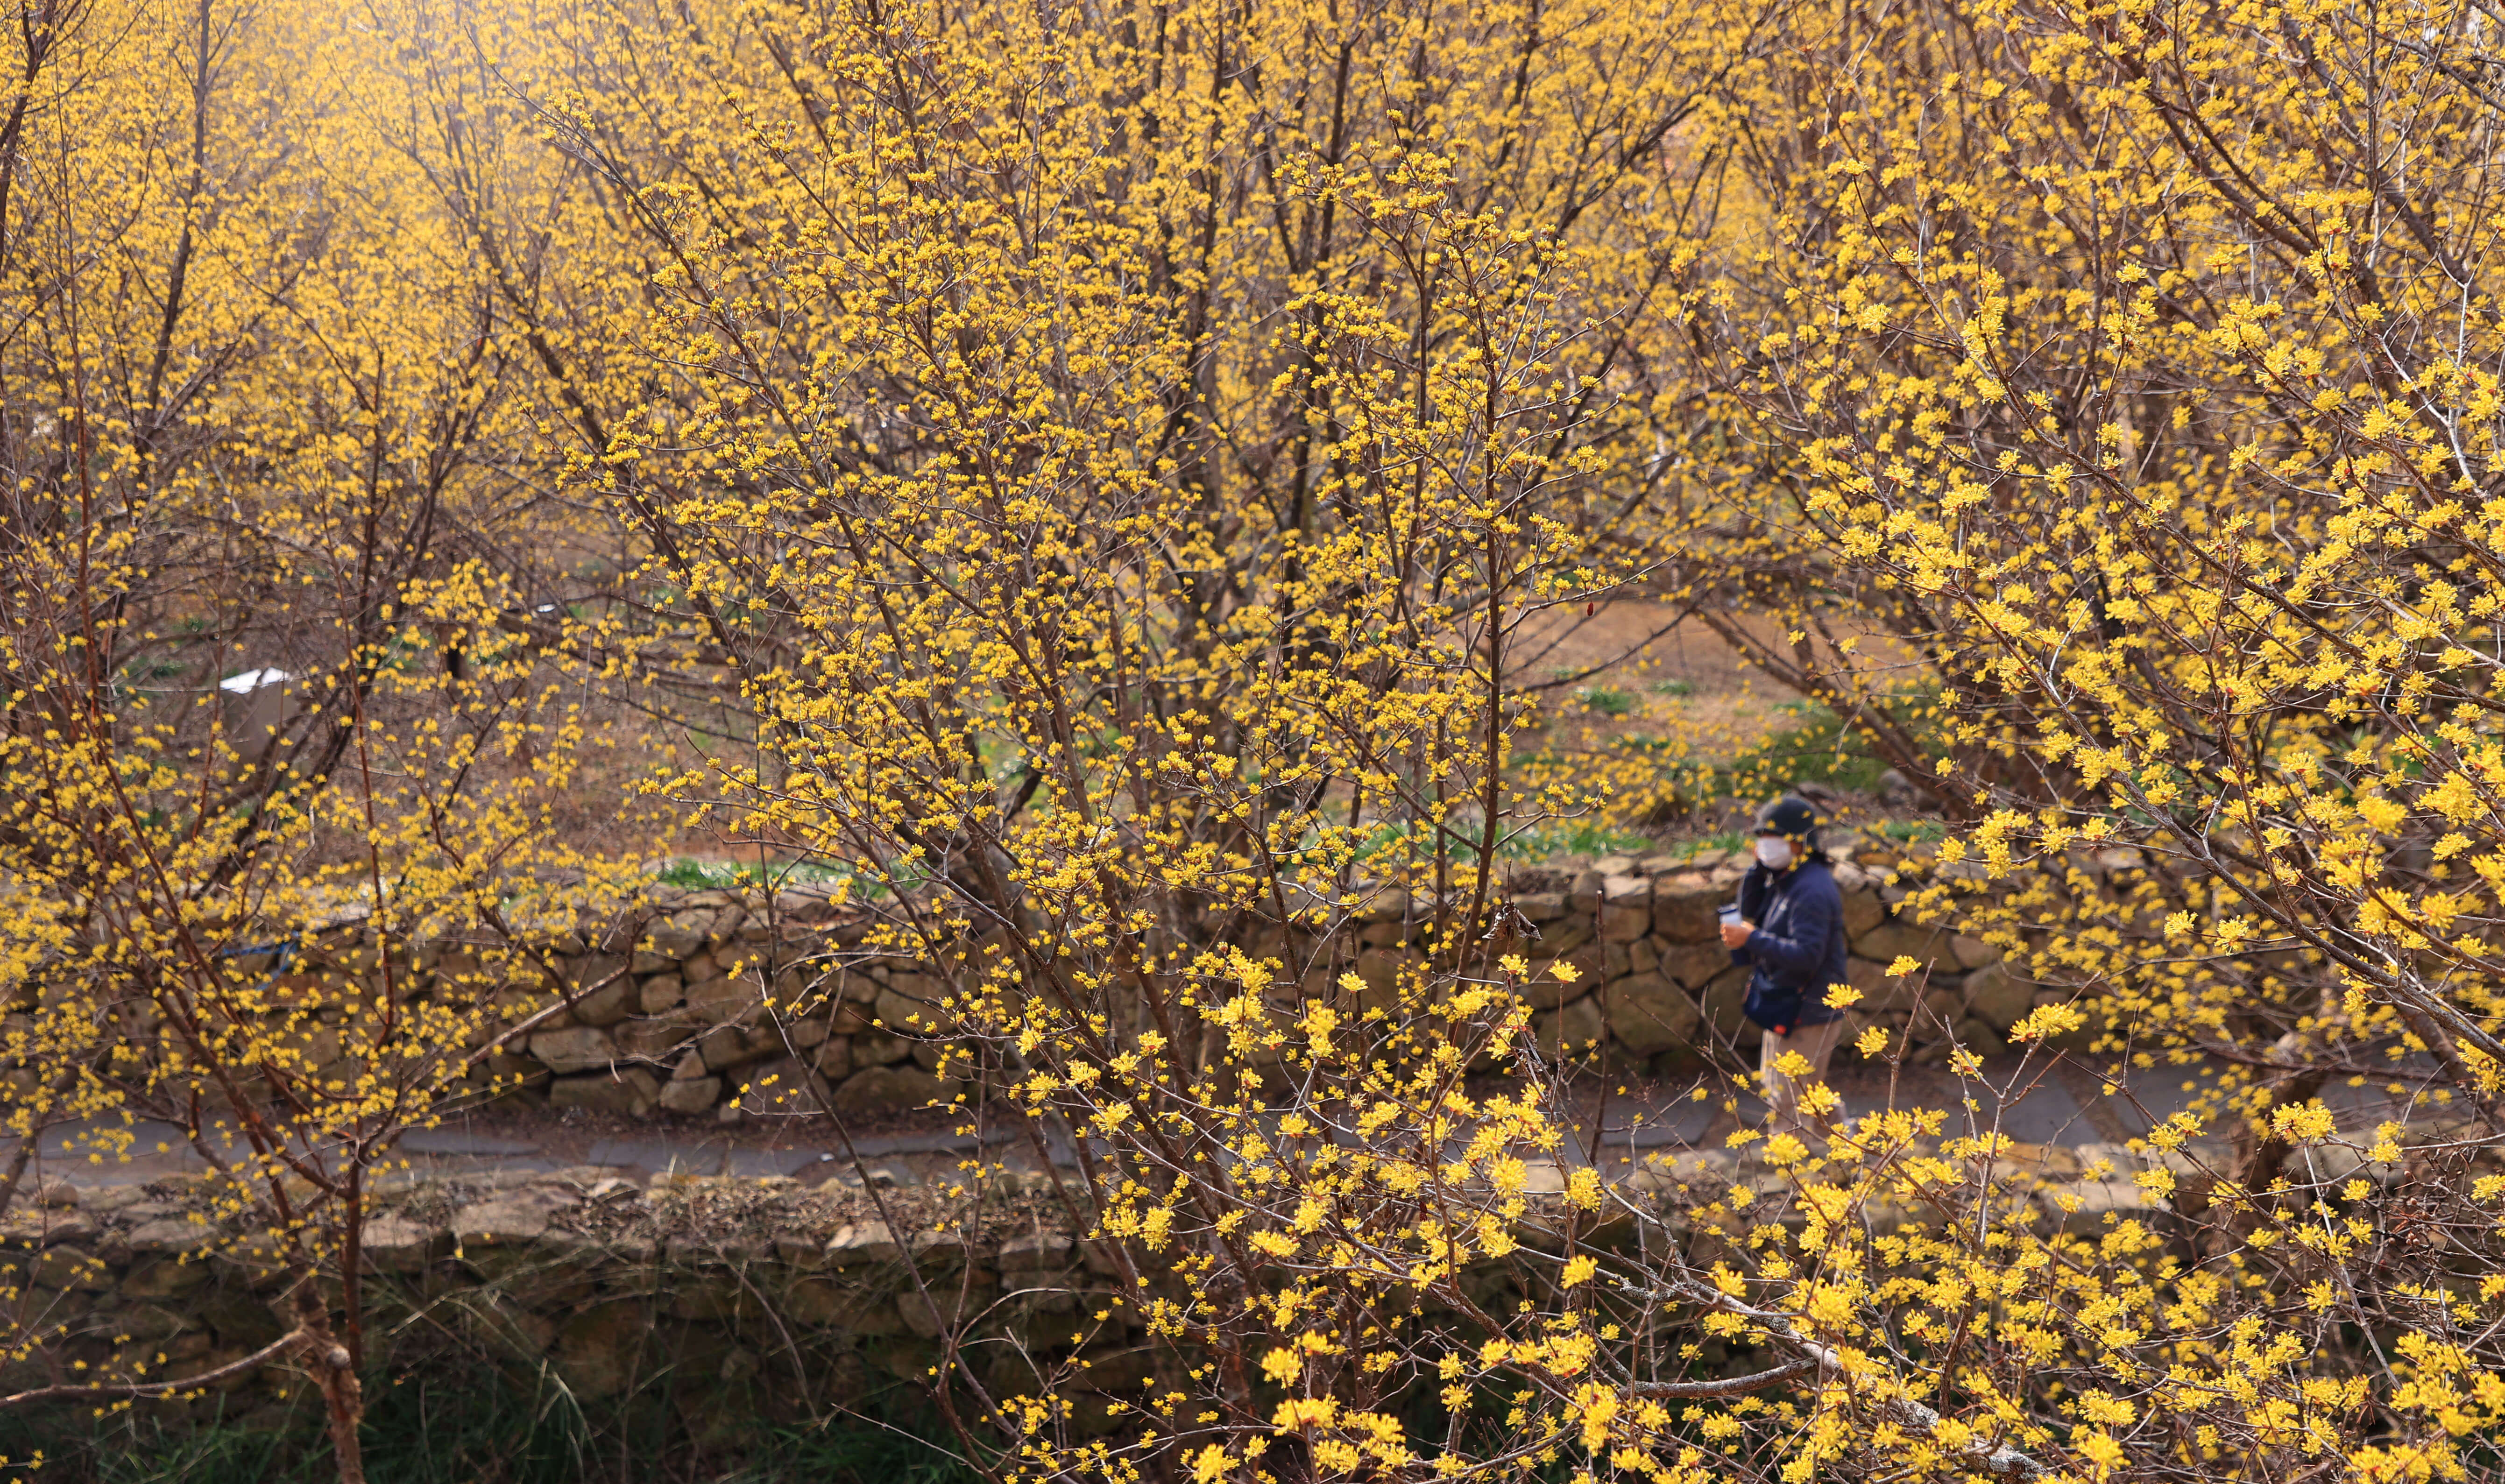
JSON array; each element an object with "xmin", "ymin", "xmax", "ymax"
[{"xmin": 25, "ymin": 1052, "xmax": 2424, "ymax": 1198}]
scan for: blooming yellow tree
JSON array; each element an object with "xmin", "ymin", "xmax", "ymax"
[
  {"xmin": 0, "ymin": 2, "xmax": 641, "ymax": 1477},
  {"xmin": 11, "ymin": 0, "xmax": 2505, "ymax": 1479},
  {"xmin": 565, "ymin": 0, "xmax": 2505, "ymax": 1479},
  {"xmin": 1663, "ymin": 0, "xmax": 2505, "ymax": 1474}
]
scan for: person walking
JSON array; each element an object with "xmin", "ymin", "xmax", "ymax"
[{"xmin": 1718, "ymin": 794, "xmax": 1849, "ymax": 1137}]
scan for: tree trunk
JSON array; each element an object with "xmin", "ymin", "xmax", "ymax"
[{"xmin": 293, "ymin": 1280, "xmax": 365, "ymax": 1484}]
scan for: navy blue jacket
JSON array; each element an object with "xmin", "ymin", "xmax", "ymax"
[{"xmin": 1732, "ymin": 858, "xmax": 1847, "ymax": 1035}]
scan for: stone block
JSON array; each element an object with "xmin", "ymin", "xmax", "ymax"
[
  {"xmin": 550, "ymin": 1068, "xmax": 661, "ymax": 1117},
  {"xmin": 453, "ymin": 1201, "xmax": 551, "ymax": 1275},
  {"xmin": 658, "ymin": 1076, "xmax": 722, "ymax": 1114},
  {"xmin": 1351, "ymin": 948, "xmax": 1407, "ymax": 1012},
  {"xmin": 361, "ymin": 1217, "xmax": 446, "ymax": 1274},
  {"xmin": 728, "ymin": 1057, "xmax": 827, "ymax": 1115},
  {"xmin": 686, "ymin": 973, "xmax": 758, "ymax": 1024},
  {"xmin": 125, "ymin": 1217, "xmax": 214, "ymax": 1259},
  {"xmin": 1848, "ymin": 955, "xmax": 1922, "ymax": 1012},
  {"xmin": 553, "ymin": 1301, "xmax": 649, "ymax": 1400},
  {"xmin": 615, "ymin": 1014, "xmax": 700, "ymax": 1062},
  {"xmin": 120, "ymin": 1303, "xmax": 195, "ymax": 1340},
  {"xmin": 910, "ymin": 1229, "xmax": 973, "ymax": 1268},
  {"xmin": 854, "ymin": 1032, "xmax": 915, "ymax": 1067},
  {"xmin": 646, "ymin": 926, "xmax": 705, "ymax": 958},
  {"xmin": 1535, "ymin": 993, "xmax": 1606, "ymax": 1058},
  {"xmin": 1649, "ymin": 876, "xmax": 1721, "ymax": 944},
  {"xmin": 781, "ymin": 1277, "xmax": 856, "ymax": 1325},
  {"xmin": 1961, "ymin": 959, "xmax": 2032, "ymax": 1031},
  {"xmin": 1601, "ymin": 972, "xmax": 1701, "ymax": 1056},
  {"xmin": 636, "ymin": 974, "xmax": 686, "ymax": 1014},
  {"xmin": 573, "ymin": 977, "xmax": 641, "ymax": 1027},
  {"xmin": 196, "ymin": 1286, "xmax": 287, "ymax": 1348},
  {"xmin": 670, "ymin": 1273, "xmax": 760, "ymax": 1322},
  {"xmin": 1699, "ymin": 971, "xmax": 1762, "ymax": 1050},
  {"xmin": 1949, "ymin": 1017, "xmax": 2007, "ymax": 1056},
  {"xmin": 700, "ymin": 1022, "xmax": 779, "ymax": 1074},
  {"xmin": 1857, "ymin": 919, "xmax": 1939, "ymax": 967},
  {"xmin": 875, "ymin": 985, "xmax": 947, "ymax": 1033},
  {"xmin": 119, "ymin": 1256, "xmax": 209, "ymax": 1300},
  {"xmin": 998, "ymin": 1232, "xmax": 1075, "ymax": 1271},
  {"xmin": 1518, "ymin": 959, "xmax": 1586, "ymax": 1011},
  {"xmin": 1840, "ymin": 888, "xmax": 1886, "ymax": 940},
  {"xmin": 565, "ymin": 955, "xmax": 628, "ymax": 1000},
  {"xmin": 481, "ymin": 1052, "xmax": 551, "ymax": 1096},
  {"xmin": 832, "ymin": 1064, "xmax": 948, "ymax": 1115},
  {"xmin": 19, "ymin": 1285, "xmax": 91, "ymax": 1327},
  {"xmin": 898, "ymin": 1283, "xmax": 998, "ymax": 1338},
  {"xmin": 33, "ymin": 1245, "xmax": 111, "ymax": 1293},
  {"xmin": 1599, "ymin": 878, "xmax": 1650, "ymax": 942},
  {"xmin": 1949, "ymin": 934, "xmax": 2001, "ymax": 969},
  {"xmin": 824, "ymin": 1222, "xmax": 906, "ymax": 1267},
  {"xmin": 809, "ymin": 1035, "xmax": 854, "ymax": 1081},
  {"xmin": 1538, "ymin": 918, "xmax": 1594, "ymax": 956},
  {"xmin": 1655, "ymin": 940, "xmax": 1736, "ymax": 992},
  {"xmin": 4, "ymin": 1210, "xmax": 98, "ymax": 1247},
  {"xmin": 529, "ymin": 1026, "xmax": 618, "ymax": 1075}
]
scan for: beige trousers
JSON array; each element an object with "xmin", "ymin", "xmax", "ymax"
[{"xmin": 1757, "ymin": 1017, "xmax": 1846, "ymax": 1133}]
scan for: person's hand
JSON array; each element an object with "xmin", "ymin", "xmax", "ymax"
[{"xmin": 1720, "ymin": 919, "xmax": 1753, "ymax": 949}]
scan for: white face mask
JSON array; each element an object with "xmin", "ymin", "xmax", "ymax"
[{"xmin": 1754, "ymin": 836, "xmax": 1794, "ymax": 869}]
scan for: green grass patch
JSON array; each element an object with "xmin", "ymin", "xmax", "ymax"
[
  {"xmin": 1726, "ymin": 691, "xmax": 1947, "ymax": 799},
  {"xmin": 656, "ymin": 856, "xmax": 888, "ymax": 899},
  {"xmin": 1499, "ymin": 819, "xmax": 1652, "ymax": 859},
  {"xmin": 1573, "ymin": 685, "xmax": 1637, "ymax": 717},
  {"xmin": 1621, "ymin": 687, "xmax": 1946, "ymax": 828}
]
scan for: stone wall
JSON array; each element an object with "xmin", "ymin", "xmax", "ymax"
[
  {"xmin": 1, "ymin": 1134, "xmax": 2289, "ymax": 1431},
  {"xmin": 1490, "ymin": 844, "xmax": 2052, "ymax": 1067},
  {"xmin": 456, "ymin": 842, "xmax": 2064, "ymax": 1121},
  {"xmin": 0, "ymin": 841, "xmax": 2058, "ymax": 1131}
]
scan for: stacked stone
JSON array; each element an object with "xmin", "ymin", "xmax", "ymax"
[
  {"xmin": 1492, "ymin": 846, "xmax": 2047, "ymax": 1068},
  {"xmin": 5, "ymin": 842, "xmax": 2085, "ymax": 1124},
  {"xmin": 12, "ymin": 1126, "xmax": 2461, "ymax": 1426},
  {"xmin": 511, "ymin": 888, "xmax": 962, "ymax": 1120},
  {"xmin": 0, "ymin": 1168, "xmax": 1238, "ymax": 1435}
]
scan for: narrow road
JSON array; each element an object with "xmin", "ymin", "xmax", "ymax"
[{"xmin": 15, "ymin": 1050, "xmax": 2447, "ymax": 1197}]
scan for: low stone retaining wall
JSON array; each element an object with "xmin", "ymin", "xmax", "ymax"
[
  {"xmin": 0, "ymin": 841, "xmax": 2066, "ymax": 1131},
  {"xmin": 1, "ymin": 1133, "xmax": 2295, "ymax": 1427},
  {"xmin": 504, "ymin": 844, "xmax": 2061, "ymax": 1123}
]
